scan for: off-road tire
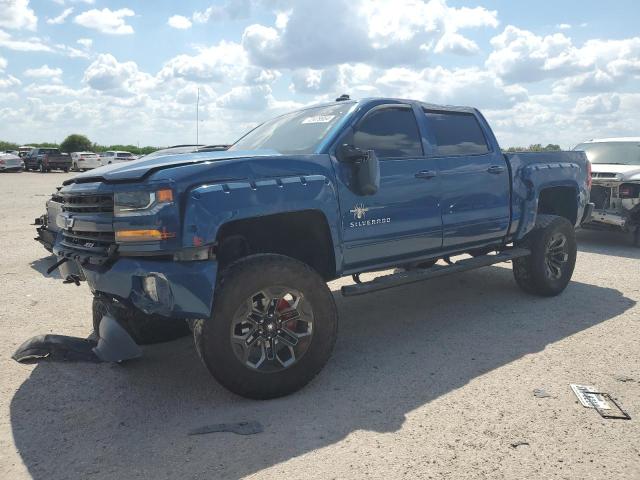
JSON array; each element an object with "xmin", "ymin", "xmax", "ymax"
[
  {"xmin": 193, "ymin": 254, "xmax": 338, "ymax": 399},
  {"xmin": 92, "ymin": 296, "xmax": 190, "ymax": 345},
  {"xmin": 513, "ymin": 214, "xmax": 576, "ymax": 296}
]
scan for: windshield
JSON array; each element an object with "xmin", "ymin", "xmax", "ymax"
[
  {"xmin": 229, "ymin": 103, "xmax": 355, "ymax": 154},
  {"xmin": 574, "ymin": 141, "xmax": 640, "ymax": 165}
]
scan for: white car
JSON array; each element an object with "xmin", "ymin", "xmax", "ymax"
[
  {"xmin": 71, "ymin": 152, "xmax": 102, "ymax": 171},
  {"xmin": 99, "ymin": 150, "xmax": 137, "ymax": 165},
  {"xmin": 0, "ymin": 152, "xmax": 23, "ymax": 172}
]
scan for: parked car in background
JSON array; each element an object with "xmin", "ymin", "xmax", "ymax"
[
  {"xmin": 575, "ymin": 137, "xmax": 640, "ymax": 246},
  {"xmin": 71, "ymin": 151, "xmax": 102, "ymax": 171},
  {"xmin": 23, "ymin": 148, "xmax": 71, "ymax": 172},
  {"xmin": 99, "ymin": 151, "xmax": 137, "ymax": 165},
  {"xmin": 18, "ymin": 146, "xmax": 34, "ymax": 158},
  {"xmin": 0, "ymin": 152, "xmax": 24, "ymax": 172}
]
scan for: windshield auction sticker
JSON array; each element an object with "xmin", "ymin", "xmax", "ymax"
[{"xmin": 302, "ymin": 115, "xmax": 335, "ymax": 124}]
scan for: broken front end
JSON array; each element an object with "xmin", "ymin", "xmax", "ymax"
[
  {"xmin": 50, "ymin": 182, "xmax": 218, "ymax": 318},
  {"xmin": 586, "ymin": 174, "xmax": 640, "ymax": 244}
]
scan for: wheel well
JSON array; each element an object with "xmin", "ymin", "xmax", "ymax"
[
  {"xmin": 537, "ymin": 186, "xmax": 578, "ymax": 225},
  {"xmin": 215, "ymin": 210, "xmax": 336, "ymax": 280}
]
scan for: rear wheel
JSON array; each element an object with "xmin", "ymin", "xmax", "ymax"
[
  {"xmin": 193, "ymin": 254, "xmax": 338, "ymax": 399},
  {"xmin": 92, "ymin": 296, "xmax": 190, "ymax": 345},
  {"xmin": 513, "ymin": 214, "xmax": 576, "ymax": 296}
]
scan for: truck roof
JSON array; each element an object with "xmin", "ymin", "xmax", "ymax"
[
  {"xmin": 580, "ymin": 137, "xmax": 640, "ymax": 144},
  {"xmin": 325, "ymin": 97, "xmax": 478, "ymax": 114}
]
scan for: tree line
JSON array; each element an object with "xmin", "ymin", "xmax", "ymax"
[
  {"xmin": 504, "ymin": 144, "xmax": 562, "ymax": 152},
  {"xmin": 0, "ymin": 134, "xmax": 159, "ymax": 156}
]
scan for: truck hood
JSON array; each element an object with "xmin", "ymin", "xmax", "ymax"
[
  {"xmin": 591, "ymin": 163, "xmax": 640, "ymax": 181},
  {"xmin": 64, "ymin": 149, "xmax": 280, "ymax": 184}
]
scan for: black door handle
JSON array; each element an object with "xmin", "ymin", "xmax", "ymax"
[
  {"xmin": 415, "ymin": 170, "xmax": 437, "ymax": 179},
  {"xmin": 487, "ymin": 165, "xmax": 505, "ymax": 174}
]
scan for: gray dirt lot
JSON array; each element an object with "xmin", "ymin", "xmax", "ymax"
[{"xmin": 0, "ymin": 171, "xmax": 639, "ymax": 480}]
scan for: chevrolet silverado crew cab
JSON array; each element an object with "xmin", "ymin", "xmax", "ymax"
[
  {"xmin": 23, "ymin": 147, "xmax": 71, "ymax": 172},
  {"xmin": 45, "ymin": 97, "xmax": 592, "ymax": 399},
  {"xmin": 575, "ymin": 137, "xmax": 640, "ymax": 246}
]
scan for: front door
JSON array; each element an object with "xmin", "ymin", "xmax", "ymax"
[{"xmin": 333, "ymin": 103, "xmax": 443, "ymax": 271}]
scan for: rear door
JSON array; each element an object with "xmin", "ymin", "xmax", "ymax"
[
  {"xmin": 334, "ymin": 103, "xmax": 442, "ymax": 270},
  {"xmin": 423, "ymin": 109, "xmax": 510, "ymax": 248}
]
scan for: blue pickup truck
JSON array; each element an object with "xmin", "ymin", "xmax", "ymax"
[{"xmin": 45, "ymin": 97, "xmax": 592, "ymax": 399}]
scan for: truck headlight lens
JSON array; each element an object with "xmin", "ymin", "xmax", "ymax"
[{"xmin": 114, "ymin": 188, "xmax": 173, "ymax": 216}]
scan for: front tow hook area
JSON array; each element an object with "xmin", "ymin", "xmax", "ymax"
[{"xmin": 12, "ymin": 314, "xmax": 142, "ymax": 364}]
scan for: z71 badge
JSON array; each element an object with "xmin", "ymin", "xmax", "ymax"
[{"xmin": 349, "ymin": 203, "xmax": 391, "ymax": 228}]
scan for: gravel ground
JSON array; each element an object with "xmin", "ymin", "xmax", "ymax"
[{"xmin": 1, "ymin": 171, "xmax": 639, "ymax": 480}]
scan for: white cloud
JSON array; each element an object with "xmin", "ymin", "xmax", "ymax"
[
  {"xmin": 77, "ymin": 37, "xmax": 92, "ymax": 49},
  {"xmin": 0, "ymin": 29, "xmax": 53, "ymax": 52},
  {"xmin": 216, "ymin": 85, "xmax": 271, "ymax": 110},
  {"xmin": 24, "ymin": 64, "xmax": 63, "ymax": 81},
  {"xmin": 192, "ymin": 0, "xmax": 251, "ymax": 23},
  {"xmin": 47, "ymin": 7, "xmax": 74, "ymax": 25},
  {"xmin": 557, "ymin": 23, "xmax": 571, "ymax": 30},
  {"xmin": 0, "ymin": 73, "xmax": 20, "ymax": 89},
  {"xmin": 159, "ymin": 41, "xmax": 252, "ymax": 83},
  {"xmin": 24, "ymin": 65, "xmax": 62, "ymax": 84},
  {"xmin": 487, "ymin": 25, "xmax": 640, "ymax": 91},
  {"xmin": 167, "ymin": 15, "xmax": 192, "ymax": 30},
  {"xmin": 574, "ymin": 93, "xmax": 621, "ymax": 115},
  {"xmin": 243, "ymin": 0, "xmax": 498, "ymax": 69},
  {"xmin": 0, "ymin": 0, "xmax": 37, "ymax": 31},
  {"xmin": 74, "ymin": 8, "xmax": 135, "ymax": 35},
  {"xmin": 0, "ymin": 56, "xmax": 7, "ymax": 71},
  {"xmin": 434, "ymin": 32, "xmax": 479, "ymax": 55},
  {"xmin": 83, "ymin": 53, "xmax": 155, "ymax": 96}
]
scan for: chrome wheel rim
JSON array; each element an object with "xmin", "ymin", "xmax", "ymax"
[
  {"xmin": 544, "ymin": 232, "xmax": 569, "ymax": 280},
  {"xmin": 230, "ymin": 287, "xmax": 313, "ymax": 372}
]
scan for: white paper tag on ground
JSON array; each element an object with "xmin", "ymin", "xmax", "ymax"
[
  {"xmin": 570, "ymin": 384, "xmax": 611, "ymax": 410},
  {"xmin": 302, "ymin": 115, "xmax": 335, "ymax": 124}
]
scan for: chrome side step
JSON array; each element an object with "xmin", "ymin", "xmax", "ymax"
[{"xmin": 341, "ymin": 247, "xmax": 531, "ymax": 297}]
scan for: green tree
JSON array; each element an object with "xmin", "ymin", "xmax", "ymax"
[{"xmin": 60, "ymin": 134, "xmax": 92, "ymax": 153}]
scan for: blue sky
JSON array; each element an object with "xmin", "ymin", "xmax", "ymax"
[{"xmin": 0, "ymin": 0, "xmax": 639, "ymax": 148}]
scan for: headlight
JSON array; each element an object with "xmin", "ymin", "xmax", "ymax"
[{"xmin": 114, "ymin": 188, "xmax": 173, "ymax": 216}]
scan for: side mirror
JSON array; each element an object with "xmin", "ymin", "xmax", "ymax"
[
  {"xmin": 355, "ymin": 149, "xmax": 380, "ymax": 196},
  {"xmin": 336, "ymin": 143, "xmax": 366, "ymax": 163},
  {"xmin": 336, "ymin": 144, "xmax": 379, "ymax": 195}
]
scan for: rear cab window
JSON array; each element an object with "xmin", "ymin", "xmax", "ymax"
[
  {"xmin": 352, "ymin": 106, "xmax": 423, "ymax": 159},
  {"xmin": 424, "ymin": 110, "xmax": 490, "ymax": 156}
]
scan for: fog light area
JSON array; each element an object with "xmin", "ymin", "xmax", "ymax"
[{"xmin": 142, "ymin": 273, "xmax": 173, "ymax": 305}]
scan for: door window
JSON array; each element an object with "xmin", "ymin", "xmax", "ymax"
[
  {"xmin": 424, "ymin": 110, "xmax": 489, "ymax": 156},
  {"xmin": 353, "ymin": 107, "xmax": 423, "ymax": 158}
]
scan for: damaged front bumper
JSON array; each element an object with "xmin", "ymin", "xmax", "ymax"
[{"xmin": 57, "ymin": 252, "xmax": 218, "ymax": 319}]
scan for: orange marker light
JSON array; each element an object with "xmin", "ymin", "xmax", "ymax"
[
  {"xmin": 156, "ymin": 189, "xmax": 173, "ymax": 203},
  {"xmin": 115, "ymin": 229, "xmax": 175, "ymax": 242}
]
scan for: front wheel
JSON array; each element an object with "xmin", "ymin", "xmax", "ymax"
[
  {"xmin": 193, "ymin": 254, "xmax": 338, "ymax": 399},
  {"xmin": 513, "ymin": 215, "xmax": 577, "ymax": 296}
]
